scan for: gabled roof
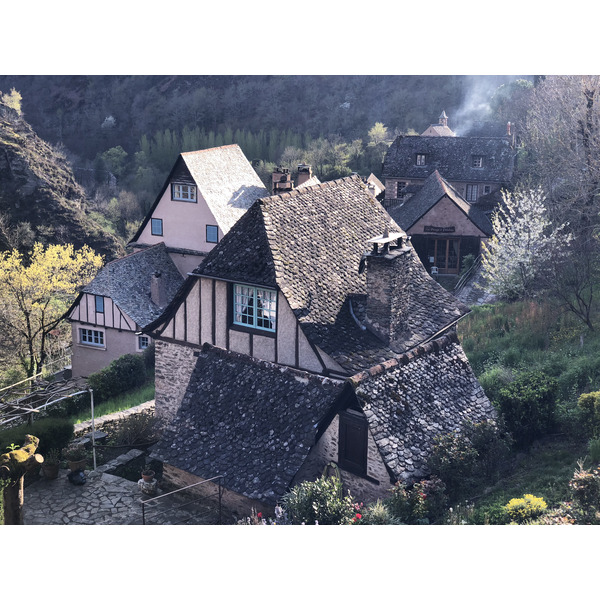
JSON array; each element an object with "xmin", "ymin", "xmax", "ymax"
[
  {"xmin": 387, "ymin": 170, "xmax": 493, "ymax": 236},
  {"xmin": 382, "ymin": 135, "xmax": 514, "ymax": 183},
  {"xmin": 349, "ymin": 333, "xmax": 495, "ymax": 482},
  {"xmin": 183, "ymin": 175, "xmax": 469, "ymax": 372},
  {"xmin": 79, "ymin": 243, "xmax": 183, "ymax": 328},
  {"xmin": 129, "ymin": 144, "xmax": 267, "ymax": 245},
  {"xmin": 151, "ymin": 344, "xmax": 343, "ymax": 505}
]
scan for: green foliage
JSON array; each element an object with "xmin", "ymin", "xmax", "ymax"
[
  {"xmin": 281, "ymin": 475, "xmax": 355, "ymax": 525},
  {"xmin": 578, "ymin": 391, "xmax": 600, "ymax": 437},
  {"xmin": 460, "ymin": 253, "xmax": 476, "ymax": 275},
  {"xmin": 463, "ymin": 420, "xmax": 513, "ymax": 480},
  {"xmin": 1, "ymin": 88, "xmax": 22, "ymax": 114},
  {"xmin": 357, "ymin": 499, "xmax": 402, "ymax": 525},
  {"xmin": 87, "ymin": 353, "xmax": 147, "ymax": 403},
  {"xmin": 386, "ymin": 477, "xmax": 447, "ymax": 524},
  {"xmin": 495, "ymin": 371, "xmax": 558, "ymax": 447},
  {"xmin": 109, "ymin": 411, "xmax": 158, "ymax": 447},
  {"xmin": 0, "ymin": 418, "xmax": 73, "ymax": 455},
  {"xmin": 427, "ymin": 431, "xmax": 478, "ymax": 499},
  {"xmin": 588, "ymin": 437, "xmax": 600, "ymax": 464},
  {"xmin": 504, "ymin": 494, "xmax": 548, "ymax": 523}
]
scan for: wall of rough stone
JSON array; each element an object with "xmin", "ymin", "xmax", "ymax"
[{"xmin": 154, "ymin": 340, "xmax": 198, "ymax": 425}]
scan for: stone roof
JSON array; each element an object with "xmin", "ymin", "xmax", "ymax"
[
  {"xmin": 82, "ymin": 243, "xmax": 184, "ymax": 328},
  {"xmin": 349, "ymin": 333, "xmax": 496, "ymax": 482},
  {"xmin": 129, "ymin": 145, "xmax": 267, "ymax": 245},
  {"xmin": 387, "ymin": 170, "xmax": 493, "ymax": 236},
  {"xmin": 180, "ymin": 145, "xmax": 268, "ymax": 233},
  {"xmin": 382, "ymin": 135, "xmax": 515, "ymax": 184},
  {"xmin": 190, "ymin": 175, "xmax": 469, "ymax": 373},
  {"xmin": 296, "ymin": 175, "xmax": 321, "ymax": 189},
  {"xmin": 151, "ymin": 344, "xmax": 343, "ymax": 505}
]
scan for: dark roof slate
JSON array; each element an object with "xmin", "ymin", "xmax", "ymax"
[
  {"xmin": 83, "ymin": 243, "xmax": 184, "ymax": 328},
  {"xmin": 382, "ymin": 135, "xmax": 514, "ymax": 183},
  {"xmin": 151, "ymin": 344, "xmax": 343, "ymax": 504},
  {"xmin": 388, "ymin": 170, "xmax": 493, "ymax": 236},
  {"xmin": 192, "ymin": 175, "xmax": 469, "ymax": 373},
  {"xmin": 350, "ymin": 333, "xmax": 495, "ymax": 482}
]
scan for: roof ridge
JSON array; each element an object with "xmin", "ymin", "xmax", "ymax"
[
  {"xmin": 103, "ymin": 242, "xmax": 166, "ymax": 267},
  {"xmin": 348, "ymin": 332, "xmax": 459, "ymax": 386},
  {"xmin": 261, "ymin": 174, "xmax": 363, "ymax": 205},
  {"xmin": 180, "ymin": 144, "xmax": 241, "ymax": 156}
]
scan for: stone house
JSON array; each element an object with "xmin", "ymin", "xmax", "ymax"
[
  {"xmin": 387, "ymin": 170, "xmax": 493, "ymax": 275},
  {"xmin": 382, "ymin": 112, "xmax": 515, "ymax": 206},
  {"xmin": 145, "ymin": 175, "xmax": 494, "ymax": 514},
  {"xmin": 65, "ymin": 144, "xmax": 268, "ymax": 378}
]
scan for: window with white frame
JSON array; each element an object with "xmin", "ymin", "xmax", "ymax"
[
  {"xmin": 172, "ymin": 183, "xmax": 197, "ymax": 202},
  {"xmin": 206, "ymin": 225, "xmax": 218, "ymax": 243},
  {"xmin": 466, "ymin": 184, "xmax": 479, "ymax": 203},
  {"xmin": 233, "ymin": 284, "xmax": 277, "ymax": 332},
  {"xmin": 80, "ymin": 328, "xmax": 104, "ymax": 347},
  {"xmin": 416, "ymin": 154, "xmax": 426, "ymax": 166},
  {"xmin": 138, "ymin": 335, "xmax": 150, "ymax": 350},
  {"xmin": 95, "ymin": 295, "xmax": 104, "ymax": 313},
  {"xmin": 151, "ymin": 218, "xmax": 163, "ymax": 236}
]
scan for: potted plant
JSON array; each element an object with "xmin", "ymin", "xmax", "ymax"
[
  {"xmin": 141, "ymin": 466, "xmax": 155, "ymax": 483},
  {"xmin": 41, "ymin": 448, "xmax": 61, "ymax": 479},
  {"xmin": 63, "ymin": 445, "xmax": 87, "ymax": 472}
]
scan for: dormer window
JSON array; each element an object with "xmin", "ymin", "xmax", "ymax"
[
  {"xmin": 95, "ymin": 295, "xmax": 104, "ymax": 314},
  {"xmin": 233, "ymin": 284, "xmax": 277, "ymax": 332},
  {"xmin": 416, "ymin": 154, "xmax": 426, "ymax": 166},
  {"xmin": 206, "ymin": 225, "xmax": 218, "ymax": 244},
  {"xmin": 472, "ymin": 155, "xmax": 484, "ymax": 168},
  {"xmin": 172, "ymin": 183, "xmax": 197, "ymax": 202}
]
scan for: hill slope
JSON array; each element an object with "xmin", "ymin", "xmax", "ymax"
[{"xmin": 0, "ymin": 102, "xmax": 122, "ymax": 259}]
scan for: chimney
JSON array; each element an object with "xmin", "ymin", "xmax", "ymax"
[
  {"xmin": 363, "ymin": 229, "xmax": 412, "ymax": 347},
  {"xmin": 271, "ymin": 166, "xmax": 293, "ymax": 194},
  {"xmin": 151, "ymin": 271, "xmax": 169, "ymax": 308},
  {"xmin": 296, "ymin": 164, "xmax": 313, "ymax": 186},
  {"xmin": 507, "ymin": 121, "xmax": 512, "ymax": 136}
]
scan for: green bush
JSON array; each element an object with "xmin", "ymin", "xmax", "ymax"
[
  {"xmin": 88, "ymin": 353, "xmax": 147, "ymax": 403},
  {"xmin": 427, "ymin": 431, "xmax": 478, "ymax": 500},
  {"xmin": 568, "ymin": 464, "xmax": 600, "ymax": 511},
  {"xmin": 142, "ymin": 343, "xmax": 155, "ymax": 371},
  {"xmin": 495, "ymin": 371, "xmax": 558, "ymax": 447},
  {"xmin": 386, "ymin": 477, "xmax": 447, "ymax": 524},
  {"xmin": 504, "ymin": 494, "xmax": 548, "ymax": 523},
  {"xmin": 578, "ymin": 391, "xmax": 600, "ymax": 437},
  {"xmin": 478, "ymin": 366, "xmax": 514, "ymax": 403},
  {"xmin": 589, "ymin": 438, "xmax": 600, "ymax": 465},
  {"xmin": 0, "ymin": 418, "xmax": 74, "ymax": 455},
  {"xmin": 463, "ymin": 419, "xmax": 513, "ymax": 480},
  {"xmin": 281, "ymin": 476, "xmax": 355, "ymax": 525}
]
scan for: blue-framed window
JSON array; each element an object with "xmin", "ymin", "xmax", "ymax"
[
  {"xmin": 151, "ymin": 218, "xmax": 163, "ymax": 236},
  {"xmin": 233, "ymin": 284, "xmax": 277, "ymax": 332},
  {"xmin": 172, "ymin": 183, "xmax": 197, "ymax": 202},
  {"xmin": 95, "ymin": 295, "xmax": 104, "ymax": 313},
  {"xmin": 80, "ymin": 328, "xmax": 104, "ymax": 347},
  {"xmin": 138, "ymin": 335, "xmax": 150, "ymax": 350},
  {"xmin": 206, "ymin": 224, "xmax": 218, "ymax": 244}
]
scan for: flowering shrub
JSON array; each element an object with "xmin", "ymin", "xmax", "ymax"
[
  {"xmin": 568, "ymin": 462, "xmax": 600, "ymax": 523},
  {"xmin": 280, "ymin": 475, "xmax": 355, "ymax": 525},
  {"xmin": 504, "ymin": 494, "xmax": 547, "ymax": 523},
  {"xmin": 386, "ymin": 478, "xmax": 446, "ymax": 524},
  {"xmin": 355, "ymin": 499, "xmax": 402, "ymax": 525}
]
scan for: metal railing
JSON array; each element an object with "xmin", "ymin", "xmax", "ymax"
[{"xmin": 141, "ymin": 475, "xmax": 224, "ymax": 525}]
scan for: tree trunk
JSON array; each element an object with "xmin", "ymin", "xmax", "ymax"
[{"xmin": 3, "ymin": 478, "xmax": 24, "ymax": 525}]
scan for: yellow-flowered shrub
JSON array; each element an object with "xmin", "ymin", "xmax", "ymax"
[{"xmin": 504, "ymin": 494, "xmax": 548, "ymax": 523}]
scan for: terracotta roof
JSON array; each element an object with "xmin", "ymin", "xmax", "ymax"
[
  {"xmin": 81, "ymin": 243, "xmax": 183, "ymax": 328},
  {"xmin": 151, "ymin": 344, "xmax": 343, "ymax": 505},
  {"xmin": 387, "ymin": 170, "xmax": 494, "ymax": 236},
  {"xmin": 382, "ymin": 135, "xmax": 515, "ymax": 183}
]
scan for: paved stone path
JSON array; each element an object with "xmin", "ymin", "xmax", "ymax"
[{"xmin": 23, "ymin": 450, "xmax": 221, "ymax": 525}]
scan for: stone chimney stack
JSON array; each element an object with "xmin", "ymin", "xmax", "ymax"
[
  {"xmin": 151, "ymin": 271, "xmax": 168, "ymax": 308},
  {"xmin": 272, "ymin": 166, "xmax": 293, "ymax": 194},
  {"xmin": 363, "ymin": 230, "xmax": 411, "ymax": 346},
  {"xmin": 296, "ymin": 164, "xmax": 313, "ymax": 186}
]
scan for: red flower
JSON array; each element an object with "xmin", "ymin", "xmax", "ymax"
[
  {"xmin": 257, "ymin": 512, "xmax": 263, "ymax": 519},
  {"xmin": 355, "ymin": 513, "xmax": 362, "ymax": 519}
]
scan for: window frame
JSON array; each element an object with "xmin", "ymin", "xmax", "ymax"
[
  {"xmin": 95, "ymin": 295, "xmax": 104, "ymax": 314},
  {"xmin": 138, "ymin": 335, "xmax": 150, "ymax": 351},
  {"xmin": 79, "ymin": 328, "xmax": 105, "ymax": 348},
  {"xmin": 466, "ymin": 184, "xmax": 479, "ymax": 203},
  {"xmin": 416, "ymin": 153, "xmax": 426, "ymax": 166},
  {"xmin": 472, "ymin": 155, "xmax": 484, "ymax": 168},
  {"xmin": 338, "ymin": 409, "xmax": 368, "ymax": 476},
  {"xmin": 232, "ymin": 284, "xmax": 277, "ymax": 333},
  {"xmin": 206, "ymin": 224, "xmax": 219, "ymax": 244},
  {"xmin": 171, "ymin": 183, "xmax": 197, "ymax": 203},
  {"xmin": 151, "ymin": 218, "xmax": 163, "ymax": 236}
]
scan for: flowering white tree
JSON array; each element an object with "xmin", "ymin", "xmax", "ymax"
[{"xmin": 481, "ymin": 188, "xmax": 572, "ymax": 300}]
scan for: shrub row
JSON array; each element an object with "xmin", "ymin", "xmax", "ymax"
[{"xmin": 0, "ymin": 418, "xmax": 74, "ymax": 456}]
